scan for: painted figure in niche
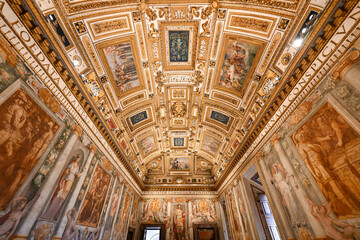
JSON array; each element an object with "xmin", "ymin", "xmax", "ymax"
[
  {"xmin": 42, "ymin": 153, "xmax": 83, "ymax": 220},
  {"xmin": 307, "ymin": 199, "xmax": 360, "ymax": 240},
  {"xmin": 228, "ymin": 192, "xmax": 244, "ymax": 240},
  {"xmin": 108, "ymin": 187, "xmax": 120, "ymax": 224},
  {"xmin": 77, "ymin": 165, "xmax": 111, "ymax": 227},
  {"xmin": 173, "ymin": 204, "xmax": 187, "ymax": 240},
  {"xmin": 0, "ymin": 89, "xmax": 58, "ymax": 210},
  {"xmin": 116, "ymin": 193, "xmax": 132, "ymax": 239},
  {"xmin": 62, "ymin": 208, "xmax": 78, "ymax": 240},
  {"xmin": 292, "ymin": 103, "xmax": 360, "ymax": 217},
  {"xmin": 270, "ymin": 162, "xmax": 300, "ymax": 224},
  {"xmin": 0, "ymin": 195, "xmax": 39, "ymax": 240},
  {"xmin": 113, "ymin": 192, "xmax": 131, "ymax": 240},
  {"xmin": 102, "ymin": 185, "xmax": 120, "ymax": 239}
]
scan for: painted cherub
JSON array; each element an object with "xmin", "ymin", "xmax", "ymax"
[
  {"xmin": 0, "ymin": 195, "xmax": 39, "ymax": 240},
  {"xmin": 308, "ymin": 198, "xmax": 360, "ymax": 240}
]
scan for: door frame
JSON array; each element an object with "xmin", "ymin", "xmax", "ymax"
[
  {"xmin": 140, "ymin": 224, "xmax": 166, "ymax": 240},
  {"xmin": 193, "ymin": 223, "xmax": 219, "ymax": 240}
]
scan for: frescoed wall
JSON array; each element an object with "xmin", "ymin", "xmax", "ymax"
[
  {"xmin": 137, "ymin": 197, "xmax": 220, "ymax": 240},
  {"xmin": 0, "ymin": 32, "xmax": 138, "ymax": 240},
  {"xmin": 220, "ymin": 47, "xmax": 360, "ymax": 240}
]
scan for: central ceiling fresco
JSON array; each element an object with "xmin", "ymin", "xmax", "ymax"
[{"xmin": 28, "ymin": 0, "xmax": 330, "ymax": 191}]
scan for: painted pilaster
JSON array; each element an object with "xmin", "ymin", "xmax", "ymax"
[
  {"xmin": 17, "ymin": 126, "xmax": 80, "ymax": 235},
  {"xmin": 234, "ymin": 179, "xmax": 258, "ymax": 240},
  {"xmin": 187, "ymin": 199, "xmax": 193, "ymax": 240},
  {"xmin": 271, "ymin": 134, "xmax": 326, "ymax": 237},
  {"xmin": 231, "ymin": 183, "xmax": 246, "ymax": 240},
  {"xmin": 257, "ymin": 152, "xmax": 295, "ymax": 239},
  {"xmin": 110, "ymin": 182, "xmax": 125, "ymax": 239},
  {"xmin": 54, "ymin": 143, "xmax": 97, "ymax": 236}
]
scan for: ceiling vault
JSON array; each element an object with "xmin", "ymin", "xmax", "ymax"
[{"xmin": 4, "ymin": 0, "xmax": 353, "ymax": 192}]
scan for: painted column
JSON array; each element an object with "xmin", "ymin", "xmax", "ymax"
[
  {"xmin": 271, "ymin": 134, "xmax": 326, "ymax": 236},
  {"xmin": 257, "ymin": 152, "xmax": 295, "ymax": 239},
  {"xmin": 17, "ymin": 125, "xmax": 81, "ymax": 235},
  {"xmin": 187, "ymin": 199, "xmax": 193, "ymax": 240},
  {"xmin": 99, "ymin": 178, "xmax": 118, "ymax": 239},
  {"xmin": 218, "ymin": 200, "xmax": 229, "ymax": 240},
  {"xmin": 54, "ymin": 143, "xmax": 97, "ymax": 236},
  {"xmin": 166, "ymin": 198, "xmax": 171, "ymax": 240},
  {"xmin": 234, "ymin": 179, "xmax": 257, "ymax": 240},
  {"xmin": 110, "ymin": 182, "xmax": 125, "ymax": 239},
  {"xmin": 231, "ymin": 183, "xmax": 246, "ymax": 240}
]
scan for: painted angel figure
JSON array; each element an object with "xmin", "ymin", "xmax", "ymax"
[
  {"xmin": 0, "ymin": 194, "xmax": 39, "ymax": 240},
  {"xmin": 307, "ymin": 198, "xmax": 360, "ymax": 240}
]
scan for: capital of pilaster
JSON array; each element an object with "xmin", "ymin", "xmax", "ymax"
[
  {"xmin": 271, "ymin": 133, "xmax": 280, "ymax": 146},
  {"xmin": 89, "ymin": 143, "xmax": 97, "ymax": 153},
  {"xmin": 71, "ymin": 124, "xmax": 83, "ymax": 139},
  {"xmin": 256, "ymin": 151, "xmax": 264, "ymax": 161}
]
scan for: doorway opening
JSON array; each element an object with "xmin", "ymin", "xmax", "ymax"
[
  {"xmin": 140, "ymin": 224, "xmax": 166, "ymax": 240},
  {"xmin": 243, "ymin": 165, "xmax": 281, "ymax": 240},
  {"xmin": 143, "ymin": 227, "xmax": 160, "ymax": 240}
]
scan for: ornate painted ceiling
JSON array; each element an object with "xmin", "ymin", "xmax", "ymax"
[{"xmin": 20, "ymin": 0, "xmax": 332, "ymax": 191}]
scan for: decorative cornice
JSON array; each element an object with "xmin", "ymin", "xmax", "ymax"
[
  {"xmin": 215, "ymin": 0, "xmax": 357, "ymax": 188},
  {"xmin": 143, "ymin": 186, "xmax": 216, "ymax": 192}
]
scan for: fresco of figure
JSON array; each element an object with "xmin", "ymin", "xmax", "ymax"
[
  {"xmin": 0, "ymin": 195, "xmax": 39, "ymax": 240},
  {"xmin": 173, "ymin": 204, "xmax": 186, "ymax": 240},
  {"xmin": 77, "ymin": 165, "xmax": 111, "ymax": 227},
  {"xmin": 292, "ymin": 103, "xmax": 360, "ymax": 217},
  {"xmin": 42, "ymin": 154, "xmax": 83, "ymax": 221},
  {"xmin": 270, "ymin": 162, "xmax": 300, "ymax": 224},
  {"xmin": 308, "ymin": 199, "xmax": 360, "ymax": 240},
  {"xmin": 0, "ymin": 89, "xmax": 58, "ymax": 211}
]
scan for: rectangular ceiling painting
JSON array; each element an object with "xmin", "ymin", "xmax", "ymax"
[
  {"xmin": 138, "ymin": 135, "xmax": 156, "ymax": 157},
  {"xmin": 218, "ymin": 40, "xmax": 258, "ymax": 92},
  {"xmin": 202, "ymin": 135, "xmax": 221, "ymax": 156},
  {"xmin": 103, "ymin": 42, "xmax": 140, "ymax": 94},
  {"xmin": 169, "ymin": 30, "xmax": 189, "ymax": 62}
]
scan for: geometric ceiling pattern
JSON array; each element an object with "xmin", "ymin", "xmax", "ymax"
[{"xmin": 24, "ymin": 0, "xmax": 331, "ymax": 191}]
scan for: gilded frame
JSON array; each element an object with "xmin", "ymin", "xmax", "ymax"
[
  {"xmin": 168, "ymin": 156, "xmax": 191, "ymax": 171},
  {"xmin": 96, "ymin": 35, "xmax": 144, "ymax": 98},
  {"xmin": 159, "ymin": 21, "xmax": 198, "ymax": 71},
  {"xmin": 214, "ymin": 34, "xmax": 266, "ymax": 98},
  {"xmin": 137, "ymin": 134, "xmax": 158, "ymax": 158}
]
